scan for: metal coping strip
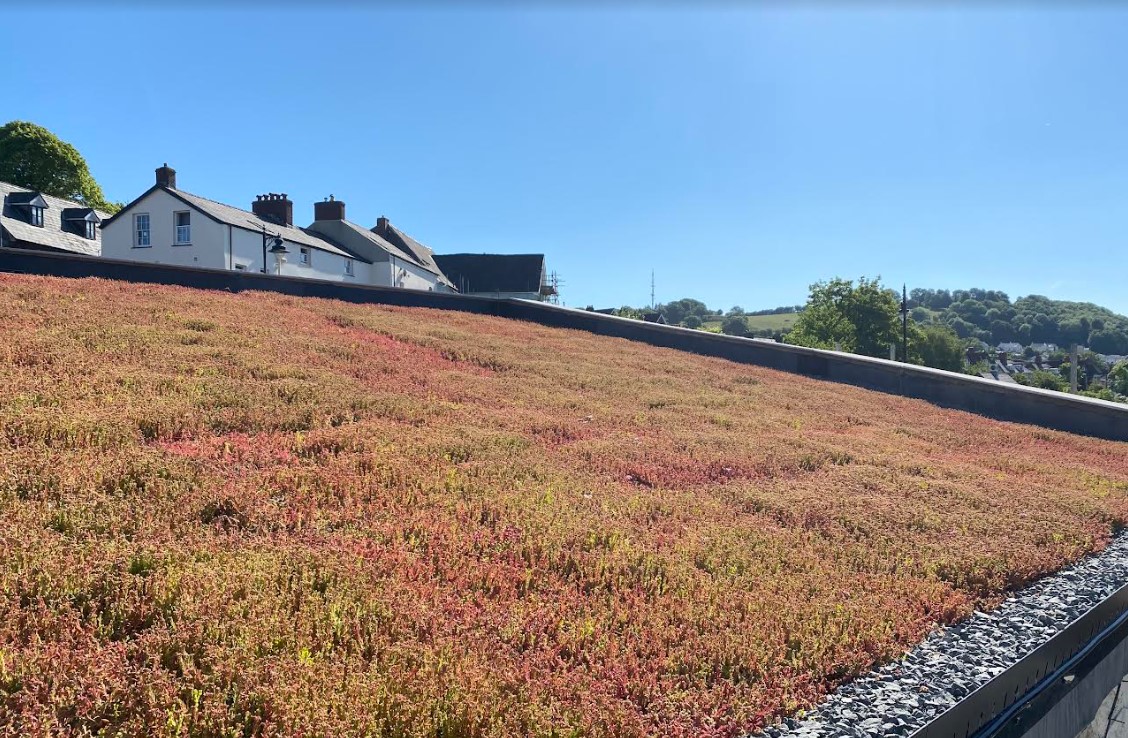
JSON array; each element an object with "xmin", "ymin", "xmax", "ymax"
[
  {"xmin": 982, "ymin": 605, "xmax": 1128, "ymax": 737},
  {"xmin": 910, "ymin": 582, "xmax": 1128, "ymax": 738}
]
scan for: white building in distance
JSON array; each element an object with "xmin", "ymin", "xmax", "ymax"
[{"xmin": 100, "ymin": 165, "xmax": 454, "ymax": 292}]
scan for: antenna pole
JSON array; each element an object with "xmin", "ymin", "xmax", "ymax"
[{"xmin": 901, "ymin": 283, "xmax": 909, "ymax": 363}]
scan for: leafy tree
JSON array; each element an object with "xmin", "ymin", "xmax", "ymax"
[
  {"xmin": 682, "ymin": 315, "xmax": 703, "ymax": 329},
  {"xmin": 947, "ymin": 318, "xmax": 976, "ymax": 339},
  {"xmin": 1059, "ymin": 318, "xmax": 1088, "ymax": 348},
  {"xmin": 1014, "ymin": 370, "xmax": 1068, "ymax": 392},
  {"xmin": 726, "ymin": 306, "xmax": 745, "ymax": 316},
  {"xmin": 660, "ymin": 298, "xmax": 710, "ymax": 326},
  {"xmin": 912, "ymin": 323, "xmax": 964, "ymax": 372},
  {"xmin": 0, "ymin": 121, "xmax": 120, "ymax": 213},
  {"xmin": 1110, "ymin": 361, "xmax": 1128, "ymax": 395},
  {"xmin": 720, "ymin": 315, "xmax": 747, "ymax": 336},
  {"xmin": 1081, "ymin": 387, "xmax": 1124, "ymax": 403},
  {"xmin": 1090, "ymin": 329, "xmax": 1128, "ymax": 355},
  {"xmin": 990, "ymin": 320, "xmax": 1014, "ymax": 344},
  {"xmin": 787, "ymin": 277, "xmax": 900, "ymax": 358}
]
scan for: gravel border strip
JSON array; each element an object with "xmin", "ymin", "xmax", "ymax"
[{"xmin": 757, "ymin": 534, "xmax": 1128, "ymax": 738}]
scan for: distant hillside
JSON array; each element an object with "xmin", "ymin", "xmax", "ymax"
[
  {"xmin": 657, "ymin": 289, "xmax": 1128, "ymax": 351},
  {"xmin": 910, "ymin": 288, "xmax": 1128, "ymax": 353}
]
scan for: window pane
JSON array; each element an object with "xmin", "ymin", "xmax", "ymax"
[{"xmin": 136, "ymin": 214, "xmax": 151, "ymax": 246}]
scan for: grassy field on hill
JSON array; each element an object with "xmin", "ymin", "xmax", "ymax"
[
  {"xmin": 703, "ymin": 311, "xmax": 800, "ymax": 333},
  {"xmin": 1, "ymin": 275, "xmax": 1126, "ymax": 738}
]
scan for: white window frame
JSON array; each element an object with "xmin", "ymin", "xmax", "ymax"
[
  {"xmin": 174, "ymin": 211, "xmax": 191, "ymax": 245},
  {"xmin": 134, "ymin": 213, "xmax": 151, "ymax": 247},
  {"xmin": 299, "ymin": 246, "xmax": 311, "ymax": 266},
  {"xmin": 30, "ymin": 206, "xmax": 44, "ymax": 227},
  {"xmin": 344, "ymin": 258, "xmax": 354, "ymax": 276},
  {"xmin": 85, "ymin": 221, "xmax": 96, "ymax": 240}
]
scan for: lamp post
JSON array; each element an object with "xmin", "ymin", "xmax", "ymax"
[{"xmin": 261, "ymin": 226, "xmax": 287, "ymax": 275}]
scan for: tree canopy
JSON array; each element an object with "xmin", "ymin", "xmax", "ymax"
[
  {"xmin": 1109, "ymin": 361, "xmax": 1128, "ymax": 396},
  {"xmin": 0, "ymin": 121, "xmax": 120, "ymax": 213},
  {"xmin": 657, "ymin": 298, "xmax": 710, "ymax": 326},
  {"xmin": 720, "ymin": 315, "xmax": 747, "ymax": 336},
  {"xmin": 907, "ymin": 287, "xmax": 1128, "ymax": 354},
  {"xmin": 786, "ymin": 277, "xmax": 901, "ymax": 358},
  {"xmin": 912, "ymin": 323, "xmax": 964, "ymax": 372}
]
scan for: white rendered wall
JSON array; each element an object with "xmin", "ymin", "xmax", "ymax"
[
  {"xmin": 387, "ymin": 256, "xmax": 446, "ymax": 292},
  {"xmin": 229, "ymin": 227, "xmax": 369, "ymax": 284},
  {"xmin": 102, "ymin": 190, "xmax": 369, "ymax": 284},
  {"xmin": 101, "ymin": 189, "xmax": 226, "ymax": 269}
]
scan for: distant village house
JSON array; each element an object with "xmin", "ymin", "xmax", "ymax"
[{"xmin": 100, "ymin": 165, "xmax": 454, "ymax": 292}]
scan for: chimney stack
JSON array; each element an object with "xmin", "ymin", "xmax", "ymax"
[
  {"xmin": 156, "ymin": 163, "xmax": 177, "ymax": 189},
  {"xmin": 252, "ymin": 193, "xmax": 293, "ymax": 226},
  {"xmin": 314, "ymin": 195, "xmax": 345, "ymax": 222},
  {"xmin": 375, "ymin": 216, "xmax": 390, "ymax": 233}
]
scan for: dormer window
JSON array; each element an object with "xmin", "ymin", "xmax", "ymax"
[
  {"xmin": 8, "ymin": 192, "xmax": 49, "ymax": 227},
  {"xmin": 62, "ymin": 208, "xmax": 101, "ymax": 240}
]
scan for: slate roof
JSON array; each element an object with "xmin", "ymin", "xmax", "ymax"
[
  {"xmin": 373, "ymin": 220, "xmax": 455, "ymax": 289},
  {"xmin": 308, "ymin": 219, "xmax": 439, "ymax": 274},
  {"xmin": 167, "ymin": 189, "xmax": 365, "ymax": 261},
  {"xmin": 0, "ymin": 180, "xmax": 109, "ymax": 257},
  {"xmin": 433, "ymin": 253, "xmax": 547, "ymax": 295}
]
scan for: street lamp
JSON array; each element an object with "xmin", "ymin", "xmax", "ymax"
[{"xmin": 262, "ymin": 226, "xmax": 288, "ymax": 274}]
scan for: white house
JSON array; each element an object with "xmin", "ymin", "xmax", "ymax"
[
  {"xmin": 305, "ymin": 199, "xmax": 454, "ymax": 292},
  {"xmin": 101, "ymin": 165, "xmax": 371, "ymax": 282}
]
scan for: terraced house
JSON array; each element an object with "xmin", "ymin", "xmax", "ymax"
[
  {"xmin": 0, "ymin": 180, "xmax": 109, "ymax": 257},
  {"xmin": 306, "ymin": 199, "xmax": 454, "ymax": 292},
  {"xmin": 100, "ymin": 165, "xmax": 455, "ymax": 292}
]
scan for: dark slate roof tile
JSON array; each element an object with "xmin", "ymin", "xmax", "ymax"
[{"xmin": 433, "ymin": 253, "xmax": 547, "ymax": 295}]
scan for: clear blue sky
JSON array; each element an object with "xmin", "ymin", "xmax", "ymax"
[{"xmin": 5, "ymin": 4, "xmax": 1127, "ymax": 313}]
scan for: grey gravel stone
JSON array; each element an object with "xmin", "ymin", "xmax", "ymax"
[{"xmin": 754, "ymin": 534, "xmax": 1128, "ymax": 738}]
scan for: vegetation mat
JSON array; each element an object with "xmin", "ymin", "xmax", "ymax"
[{"xmin": 1, "ymin": 274, "xmax": 1126, "ymax": 738}]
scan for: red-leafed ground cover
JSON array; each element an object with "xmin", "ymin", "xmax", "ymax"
[{"xmin": 0, "ymin": 274, "xmax": 1126, "ymax": 738}]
